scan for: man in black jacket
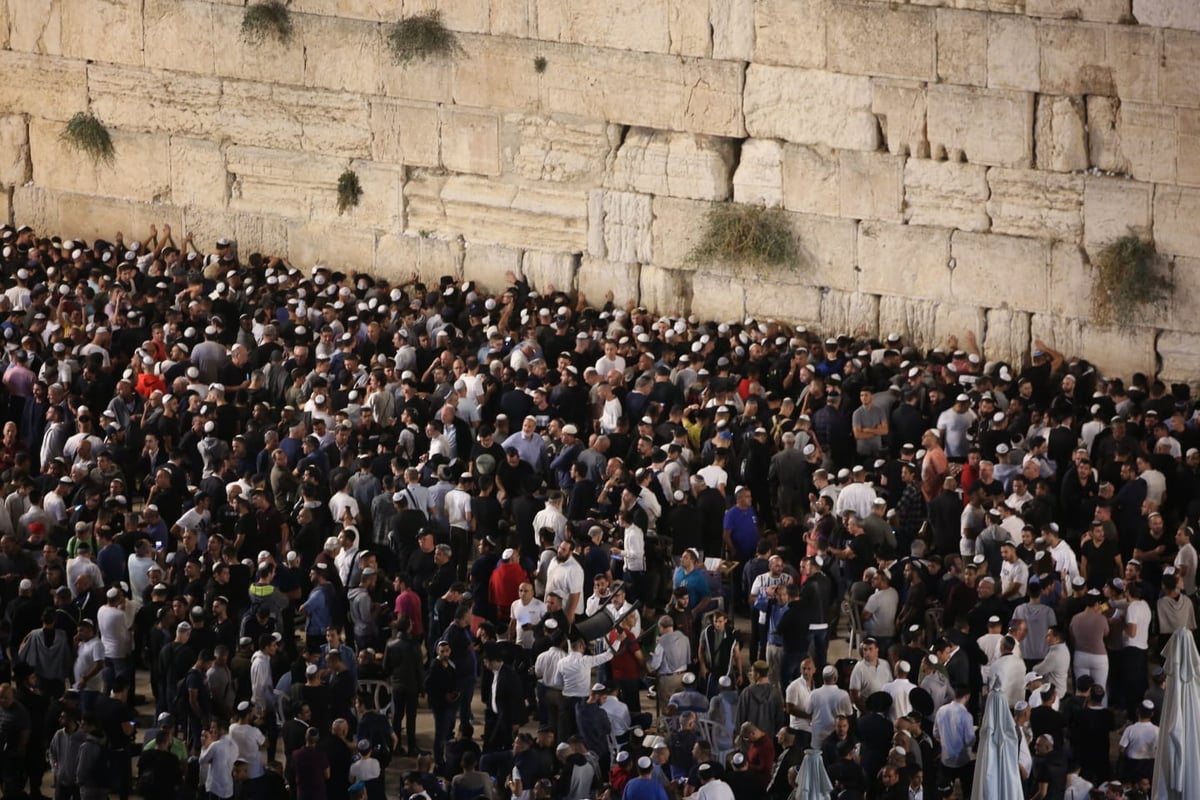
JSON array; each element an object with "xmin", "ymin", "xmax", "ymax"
[
  {"xmin": 382, "ymin": 618, "xmax": 424, "ymax": 755},
  {"xmin": 480, "ymin": 645, "xmax": 527, "ymax": 753}
]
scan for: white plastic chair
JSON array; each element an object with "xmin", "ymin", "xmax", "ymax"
[{"xmin": 358, "ymin": 679, "xmax": 395, "ymax": 719}]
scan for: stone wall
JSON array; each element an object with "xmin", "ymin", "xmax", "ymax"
[{"xmin": 1, "ymin": 0, "xmax": 1199, "ymax": 381}]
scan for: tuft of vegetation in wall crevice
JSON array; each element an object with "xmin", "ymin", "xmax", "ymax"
[
  {"xmin": 242, "ymin": 1, "xmax": 294, "ymax": 45},
  {"xmin": 61, "ymin": 113, "xmax": 115, "ymax": 166},
  {"xmin": 387, "ymin": 11, "xmax": 464, "ymax": 65},
  {"xmin": 687, "ymin": 203, "xmax": 799, "ymax": 270},
  {"xmin": 1090, "ymin": 234, "xmax": 1173, "ymax": 329},
  {"xmin": 336, "ymin": 169, "xmax": 362, "ymax": 215}
]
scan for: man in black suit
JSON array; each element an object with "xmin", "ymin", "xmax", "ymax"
[{"xmin": 480, "ymin": 645, "xmax": 527, "ymax": 753}]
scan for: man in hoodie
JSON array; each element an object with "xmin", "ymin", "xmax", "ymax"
[
  {"xmin": 249, "ymin": 561, "xmax": 289, "ymax": 628},
  {"xmin": 349, "ymin": 568, "xmax": 381, "ymax": 650},
  {"xmin": 49, "ymin": 708, "xmax": 86, "ymax": 800},
  {"xmin": 74, "ymin": 714, "xmax": 109, "ymax": 800},
  {"xmin": 251, "ymin": 634, "xmax": 280, "ymax": 761},
  {"xmin": 735, "ymin": 660, "xmax": 786, "ymax": 740}
]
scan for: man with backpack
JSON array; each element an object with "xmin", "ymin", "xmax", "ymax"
[{"xmin": 75, "ymin": 715, "xmax": 111, "ymax": 800}]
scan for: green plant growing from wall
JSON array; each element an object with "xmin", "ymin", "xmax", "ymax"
[
  {"xmin": 242, "ymin": 1, "xmax": 293, "ymax": 45},
  {"xmin": 688, "ymin": 204, "xmax": 798, "ymax": 269},
  {"xmin": 336, "ymin": 169, "xmax": 363, "ymax": 215},
  {"xmin": 534, "ymin": 56, "xmax": 547, "ymax": 73},
  {"xmin": 1090, "ymin": 234, "xmax": 1173, "ymax": 329},
  {"xmin": 61, "ymin": 112, "xmax": 115, "ymax": 166},
  {"xmin": 387, "ymin": 11, "xmax": 463, "ymax": 64}
]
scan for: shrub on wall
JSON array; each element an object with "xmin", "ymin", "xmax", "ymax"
[
  {"xmin": 387, "ymin": 11, "xmax": 463, "ymax": 64},
  {"xmin": 337, "ymin": 169, "xmax": 363, "ymax": 215},
  {"xmin": 61, "ymin": 113, "xmax": 115, "ymax": 166},
  {"xmin": 688, "ymin": 204, "xmax": 798, "ymax": 269},
  {"xmin": 1090, "ymin": 234, "xmax": 1173, "ymax": 329},
  {"xmin": 242, "ymin": 1, "xmax": 293, "ymax": 45}
]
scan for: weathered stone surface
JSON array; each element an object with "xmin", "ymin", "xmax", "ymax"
[
  {"xmin": 744, "ymin": 66, "xmax": 879, "ymax": 151},
  {"xmin": 753, "ymin": 0, "xmax": 827, "ymax": 69},
  {"xmin": 937, "ymin": 10, "xmax": 986, "ymax": 87},
  {"xmin": 489, "ymin": 0, "xmax": 533, "ymax": 38},
  {"xmin": 986, "ymin": 168, "xmax": 1083, "ymax": 241},
  {"xmin": 503, "ymin": 114, "xmax": 621, "ymax": 186},
  {"xmin": 1176, "ymin": 109, "xmax": 1200, "ymax": 187},
  {"xmin": 437, "ymin": 0, "xmax": 491, "ymax": 34},
  {"xmin": 744, "ymin": 279, "xmax": 822, "ymax": 325},
  {"xmin": 534, "ymin": 0, "xmax": 684, "ymax": 56},
  {"xmin": 220, "ymin": 81, "xmax": 373, "ymax": 158},
  {"xmin": 287, "ymin": 221, "xmax": 376, "ymax": 272},
  {"xmin": 374, "ymin": 232, "xmax": 465, "ymax": 284},
  {"xmin": 1087, "ymin": 99, "xmax": 1179, "ymax": 183},
  {"xmin": 1165, "ymin": 256, "xmax": 1200, "ymax": 333},
  {"xmin": 607, "ymin": 128, "xmax": 735, "ymax": 202},
  {"xmin": 379, "ymin": 49, "xmax": 454, "ymax": 105},
  {"xmin": 29, "ymin": 119, "xmax": 172, "ymax": 204},
  {"xmin": 792, "ymin": 213, "xmax": 860, "ymax": 292},
  {"xmin": 950, "ymin": 231, "xmax": 1051, "ymax": 312},
  {"xmin": 301, "ymin": 14, "xmax": 382, "ymax": 96},
  {"xmin": 732, "ymin": 140, "xmax": 784, "ymax": 208},
  {"xmin": 927, "ymin": 85, "xmax": 1035, "ymax": 167},
  {"xmin": 650, "ymin": 196, "xmax": 709, "ymax": 269},
  {"xmin": 1158, "ymin": 329, "xmax": 1200, "ymax": 388},
  {"xmin": 61, "ymin": 0, "xmax": 143, "ymax": 66},
  {"xmin": 1046, "ymin": 241, "xmax": 1093, "ymax": 320},
  {"xmin": 871, "ymin": 81, "xmax": 928, "ymax": 157},
  {"xmin": 987, "ymin": 15, "xmax": 1039, "ymax": 92},
  {"xmin": 521, "ymin": 251, "xmax": 579, "ymax": 294},
  {"xmin": 838, "ymin": 151, "xmax": 904, "ymax": 222},
  {"xmin": 226, "ymin": 145, "xmax": 346, "ymax": 219},
  {"xmin": 819, "ymin": 289, "xmax": 880, "ymax": 337},
  {"xmin": 0, "ymin": 191, "xmax": 8, "ymax": 226},
  {"xmin": 211, "ymin": 4, "xmax": 306, "ymax": 85},
  {"xmin": 233, "ymin": 214, "xmax": 289, "ymax": 259},
  {"xmin": 1107, "ymin": 26, "xmax": 1161, "ymax": 104},
  {"xmin": 1035, "ymin": 95, "xmax": 1088, "ymax": 172},
  {"xmin": 1030, "ymin": 316, "xmax": 1156, "ymax": 378},
  {"xmin": 441, "ymin": 107, "xmax": 501, "ymax": 176},
  {"xmin": 0, "ymin": 52, "xmax": 85, "ymax": 122},
  {"xmin": 169, "ymin": 137, "xmax": 228, "ymax": 209},
  {"xmin": 877, "ymin": 296, "xmax": 985, "ymax": 352},
  {"xmin": 903, "ymin": 160, "xmax": 990, "ymax": 232},
  {"xmin": 0, "ymin": 116, "xmax": 30, "ymax": 187},
  {"xmin": 983, "ymin": 309, "xmax": 1032, "ymax": 367},
  {"xmin": 1026, "ymin": 0, "xmax": 1131, "ymax": 23},
  {"xmin": 370, "ymin": 99, "xmax": 441, "ymax": 167},
  {"xmin": 11, "ymin": 186, "xmax": 59, "ymax": 233},
  {"xmin": 343, "ymin": 160, "xmax": 405, "ymax": 229},
  {"xmin": 59, "ymin": 195, "xmax": 184, "ymax": 248},
  {"xmin": 782, "ymin": 145, "xmax": 839, "ymax": 216},
  {"xmin": 1135, "ymin": 0, "xmax": 1200, "ymax": 32},
  {"xmin": 88, "ymin": 64, "xmax": 222, "ymax": 138},
  {"xmin": 407, "ymin": 173, "xmax": 589, "ymax": 252},
  {"xmin": 827, "ymin": 3, "xmax": 935, "ymax": 81},
  {"xmin": 577, "ymin": 257, "xmax": 641, "ymax": 308},
  {"xmin": 288, "ymin": 0, "xmax": 396, "ymax": 21},
  {"xmin": 690, "ymin": 271, "xmax": 745, "ymax": 322},
  {"xmin": 711, "ymin": 0, "xmax": 754, "ymax": 61},
  {"xmin": 1038, "ymin": 22, "xmax": 1115, "ymax": 97},
  {"xmin": 1082, "ymin": 175, "xmax": 1153, "ymax": 251},
  {"xmin": 144, "ymin": 0, "xmax": 214, "ymax": 73},
  {"xmin": 639, "ymin": 264, "xmax": 692, "ymax": 316},
  {"xmin": 7, "ymin": 0, "xmax": 60, "ymax": 55},
  {"xmin": 463, "ymin": 243, "xmax": 524, "ymax": 292},
  {"xmin": 1163, "ymin": 31, "xmax": 1200, "ymax": 109},
  {"xmin": 858, "ymin": 222, "xmax": 952, "ymax": 300},
  {"xmin": 591, "ymin": 190, "xmax": 653, "ymax": 264},
  {"xmin": 1155, "ymin": 186, "xmax": 1200, "ymax": 257}
]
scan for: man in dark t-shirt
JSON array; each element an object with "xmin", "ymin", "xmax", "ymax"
[{"xmin": 292, "ymin": 728, "xmax": 330, "ymax": 800}]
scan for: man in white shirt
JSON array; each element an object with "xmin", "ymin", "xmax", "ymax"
[
  {"xmin": 1175, "ymin": 526, "xmax": 1198, "ymax": 595},
  {"xmin": 199, "ymin": 718, "xmax": 239, "ymax": 800},
  {"xmin": 833, "ymin": 466, "xmax": 876, "ymax": 520},
  {"xmin": 333, "ymin": 528, "xmax": 361, "ymax": 586},
  {"xmin": 861, "ymin": 570, "xmax": 899, "ymax": 648},
  {"xmin": 992, "ymin": 636, "xmax": 1027, "ymax": 708},
  {"xmin": 785, "ymin": 669, "xmax": 813, "ymax": 743},
  {"xmin": 1044, "ymin": 526, "xmax": 1080, "ymax": 584},
  {"xmin": 556, "ymin": 637, "xmax": 613, "ymax": 739},
  {"xmin": 881, "ymin": 661, "xmax": 917, "ymax": 721},
  {"xmin": 73, "ymin": 619, "xmax": 106, "ymax": 704},
  {"xmin": 509, "ymin": 584, "xmax": 547, "ymax": 649},
  {"xmin": 545, "ymin": 540, "xmax": 585, "ymax": 623},
  {"xmin": 809, "ymin": 665, "xmax": 853, "ymax": 748},
  {"xmin": 531, "ymin": 491, "xmax": 567, "ymax": 546},
  {"xmin": 999, "ymin": 542, "xmax": 1029, "ymax": 601},
  {"xmin": 598, "ymin": 686, "xmax": 632, "ymax": 738},
  {"xmin": 229, "ymin": 701, "xmax": 266, "ymax": 783},
  {"xmin": 1118, "ymin": 700, "xmax": 1159, "ymax": 782},
  {"xmin": 848, "ymin": 638, "xmax": 893, "ymax": 711},
  {"xmin": 96, "ymin": 587, "xmax": 132, "ymax": 692}
]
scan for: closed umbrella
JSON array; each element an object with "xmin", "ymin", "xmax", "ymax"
[
  {"xmin": 1153, "ymin": 629, "xmax": 1200, "ymax": 799},
  {"xmin": 792, "ymin": 747, "xmax": 833, "ymax": 800},
  {"xmin": 971, "ymin": 679, "xmax": 1023, "ymax": 800}
]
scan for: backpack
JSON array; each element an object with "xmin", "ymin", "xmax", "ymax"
[{"xmin": 81, "ymin": 739, "xmax": 117, "ymax": 788}]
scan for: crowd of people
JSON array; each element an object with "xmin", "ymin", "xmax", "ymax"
[{"xmin": 0, "ymin": 219, "xmax": 1195, "ymax": 800}]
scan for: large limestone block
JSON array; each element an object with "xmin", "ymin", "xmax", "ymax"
[
  {"xmin": 792, "ymin": 213, "xmax": 860, "ymax": 292},
  {"xmin": 370, "ymin": 100, "xmax": 441, "ymax": 167},
  {"xmin": 1155, "ymin": 186, "xmax": 1200, "ymax": 258},
  {"xmin": 220, "ymin": 81, "xmax": 372, "ymax": 158},
  {"xmin": 301, "ymin": 14, "xmax": 382, "ymax": 96},
  {"xmin": 522, "ymin": 251, "xmax": 579, "ymax": 294},
  {"xmin": 986, "ymin": 168, "xmax": 1083, "ymax": 241},
  {"xmin": 819, "ymin": 290, "xmax": 880, "ymax": 338},
  {"xmin": 877, "ymin": 296, "xmax": 985, "ymax": 352},
  {"xmin": 1107, "ymin": 26, "xmax": 1161, "ymax": 104},
  {"xmin": 871, "ymin": 81, "xmax": 928, "ymax": 157},
  {"xmin": 211, "ymin": 4, "xmax": 305, "ymax": 85},
  {"xmin": 60, "ymin": 196, "xmax": 184, "ymax": 249},
  {"xmin": 7, "ymin": 0, "xmax": 60, "ymax": 55},
  {"xmin": 1087, "ymin": 99, "xmax": 1178, "ymax": 183},
  {"xmin": 987, "ymin": 15, "xmax": 1039, "ymax": 92},
  {"xmin": 88, "ymin": 65, "xmax": 222, "ymax": 137},
  {"xmin": 1035, "ymin": 95, "xmax": 1088, "ymax": 172},
  {"xmin": 1163, "ymin": 31, "xmax": 1200, "ymax": 109},
  {"xmin": 591, "ymin": 190, "xmax": 653, "ymax": 264},
  {"xmin": 827, "ymin": 2, "xmax": 935, "ymax": 81},
  {"xmin": 1135, "ymin": 0, "xmax": 1200, "ymax": 32},
  {"xmin": 489, "ymin": 0, "xmax": 533, "ymax": 37},
  {"xmin": 838, "ymin": 151, "xmax": 904, "ymax": 222},
  {"xmin": 1026, "ymin": 0, "xmax": 1131, "ymax": 23},
  {"xmin": 903, "ymin": 160, "xmax": 990, "ymax": 233},
  {"xmin": 287, "ymin": 222, "xmax": 376, "ymax": 271},
  {"xmin": 61, "ymin": 0, "xmax": 143, "ymax": 66},
  {"xmin": 606, "ymin": 128, "xmax": 735, "ymax": 201},
  {"xmin": 226, "ymin": 145, "xmax": 347, "ymax": 219},
  {"xmin": 1030, "ymin": 315, "xmax": 1156, "ymax": 378},
  {"xmin": 1046, "ymin": 241, "xmax": 1093, "ymax": 320},
  {"xmin": 0, "ymin": 192, "xmax": 8, "ymax": 227},
  {"xmin": 711, "ymin": 0, "xmax": 754, "ymax": 61},
  {"xmin": 1158, "ymin": 330, "xmax": 1200, "ymax": 388},
  {"xmin": 233, "ymin": 214, "xmax": 289, "ymax": 258},
  {"xmin": 639, "ymin": 265, "xmax": 692, "ymax": 316},
  {"xmin": 782, "ymin": 144, "xmax": 839, "ymax": 216},
  {"xmin": 754, "ymin": 0, "xmax": 827, "ymax": 69},
  {"xmin": 0, "ymin": 52, "xmax": 85, "ymax": 122},
  {"xmin": 732, "ymin": 140, "xmax": 784, "ymax": 208},
  {"xmin": 144, "ymin": 0, "xmax": 214, "ymax": 73},
  {"xmin": 534, "ymin": 0, "xmax": 672, "ymax": 55},
  {"xmin": 983, "ymin": 309, "xmax": 1032, "ymax": 367},
  {"xmin": 577, "ymin": 257, "xmax": 641, "ymax": 308},
  {"xmin": 857, "ymin": 222, "xmax": 952, "ymax": 300},
  {"xmin": 438, "ymin": 0, "xmax": 491, "ymax": 33},
  {"xmin": 12, "ymin": 186, "xmax": 60, "ymax": 233},
  {"xmin": 503, "ymin": 114, "xmax": 621, "ymax": 186},
  {"xmin": 29, "ymin": 118, "xmax": 172, "ymax": 204},
  {"xmin": 288, "ymin": 0, "xmax": 395, "ymax": 20},
  {"xmin": 650, "ymin": 196, "xmax": 709, "ymax": 269},
  {"xmin": 744, "ymin": 279, "xmax": 822, "ymax": 325},
  {"xmin": 463, "ymin": 243, "xmax": 524, "ymax": 293},
  {"xmin": 0, "ymin": 116, "xmax": 29, "ymax": 187},
  {"xmin": 690, "ymin": 271, "xmax": 745, "ymax": 322},
  {"xmin": 950, "ymin": 231, "xmax": 1051, "ymax": 312},
  {"xmin": 937, "ymin": 10, "xmax": 986, "ymax": 87},
  {"xmin": 1038, "ymin": 22, "xmax": 1115, "ymax": 96},
  {"xmin": 1176, "ymin": 110, "xmax": 1200, "ymax": 187},
  {"xmin": 744, "ymin": 66, "xmax": 879, "ymax": 151},
  {"xmin": 374, "ymin": 232, "xmax": 465, "ymax": 284},
  {"xmin": 407, "ymin": 173, "xmax": 589, "ymax": 252},
  {"xmin": 169, "ymin": 137, "xmax": 228, "ymax": 209},
  {"xmin": 927, "ymin": 85, "xmax": 1034, "ymax": 167},
  {"xmin": 1165, "ymin": 257, "xmax": 1200, "ymax": 333},
  {"xmin": 1082, "ymin": 175, "xmax": 1153, "ymax": 251},
  {"xmin": 342, "ymin": 160, "xmax": 405, "ymax": 230},
  {"xmin": 441, "ymin": 107, "xmax": 501, "ymax": 176},
  {"xmin": 379, "ymin": 51, "xmax": 454, "ymax": 105}
]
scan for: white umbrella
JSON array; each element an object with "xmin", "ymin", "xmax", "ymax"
[
  {"xmin": 793, "ymin": 747, "xmax": 833, "ymax": 800},
  {"xmin": 971, "ymin": 679, "xmax": 1023, "ymax": 800},
  {"xmin": 1153, "ymin": 629, "xmax": 1200, "ymax": 799}
]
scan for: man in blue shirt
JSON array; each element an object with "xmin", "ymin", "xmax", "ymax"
[
  {"xmin": 623, "ymin": 755, "xmax": 669, "ymax": 800},
  {"xmin": 722, "ymin": 488, "xmax": 761, "ymax": 561},
  {"xmin": 933, "ymin": 685, "xmax": 976, "ymax": 794},
  {"xmin": 672, "ymin": 549, "xmax": 712, "ymax": 610},
  {"xmin": 299, "ymin": 563, "xmax": 334, "ymax": 650}
]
